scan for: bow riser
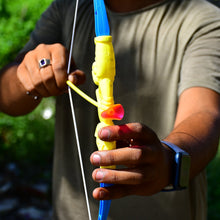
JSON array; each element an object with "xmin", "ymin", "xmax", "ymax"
[
  {"xmin": 93, "ymin": 36, "xmax": 117, "ymax": 169},
  {"xmin": 92, "ymin": 31, "xmax": 116, "ymax": 220}
]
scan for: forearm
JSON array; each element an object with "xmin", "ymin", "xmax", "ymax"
[
  {"xmin": 0, "ymin": 63, "xmax": 41, "ymax": 116},
  {"xmin": 165, "ymin": 103, "xmax": 220, "ymax": 180}
]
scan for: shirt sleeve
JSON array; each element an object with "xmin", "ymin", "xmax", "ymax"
[
  {"xmin": 178, "ymin": 12, "xmax": 220, "ymax": 96},
  {"xmin": 19, "ymin": 0, "xmax": 73, "ymax": 53}
]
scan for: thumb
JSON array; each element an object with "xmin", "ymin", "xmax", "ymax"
[{"xmin": 68, "ymin": 69, "xmax": 86, "ymax": 86}]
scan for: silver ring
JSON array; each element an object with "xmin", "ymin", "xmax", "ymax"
[{"xmin": 39, "ymin": 58, "xmax": 51, "ymax": 68}]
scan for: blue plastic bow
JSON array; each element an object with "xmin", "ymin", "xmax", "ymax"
[{"xmin": 93, "ymin": 1, "xmax": 112, "ymax": 219}]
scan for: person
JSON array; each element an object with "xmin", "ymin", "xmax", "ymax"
[{"xmin": 0, "ymin": 0, "xmax": 220, "ymax": 219}]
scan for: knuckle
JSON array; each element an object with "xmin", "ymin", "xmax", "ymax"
[
  {"xmin": 52, "ymin": 43, "xmax": 63, "ymax": 48},
  {"xmin": 52, "ymin": 43, "xmax": 66, "ymax": 52},
  {"xmin": 133, "ymin": 122, "xmax": 158, "ymax": 141},
  {"xmin": 44, "ymin": 73, "xmax": 54, "ymax": 85},
  {"xmin": 24, "ymin": 50, "xmax": 35, "ymax": 62},
  {"xmin": 26, "ymin": 83, "xmax": 36, "ymax": 94},
  {"xmin": 108, "ymin": 152, "xmax": 116, "ymax": 165},
  {"xmin": 52, "ymin": 43, "xmax": 67, "ymax": 58},
  {"xmin": 29, "ymin": 87, "xmax": 36, "ymax": 94},
  {"xmin": 36, "ymin": 44, "xmax": 47, "ymax": 51},
  {"xmin": 132, "ymin": 122, "xmax": 145, "ymax": 133},
  {"xmin": 17, "ymin": 64, "xmax": 23, "ymax": 77},
  {"xmin": 52, "ymin": 55, "xmax": 66, "ymax": 73},
  {"xmin": 130, "ymin": 149, "xmax": 147, "ymax": 166},
  {"xmin": 53, "ymin": 61, "xmax": 66, "ymax": 73},
  {"xmin": 111, "ymin": 174, "xmax": 119, "ymax": 183},
  {"xmin": 33, "ymin": 79, "xmax": 42, "ymax": 90},
  {"xmin": 131, "ymin": 148, "xmax": 144, "ymax": 162},
  {"xmin": 131, "ymin": 170, "xmax": 144, "ymax": 184}
]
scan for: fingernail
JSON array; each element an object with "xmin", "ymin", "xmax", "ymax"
[
  {"xmin": 68, "ymin": 74, "xmax": 78, "ymax": 84},
  {"xmin": 92, "ymin": 154, "xmax": 101, "ymax": 165},
  {"xmin": 96, "ymin": 170, "xmax": 104, "ymax": 181}
]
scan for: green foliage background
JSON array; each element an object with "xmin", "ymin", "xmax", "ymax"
[
  {"xmin": 0, "ymin": 0, "xmax": 220, "ymax": 218},
  {"xmin": 0, "ymin": 99, "xmax": 55, "ymax": 167},
  {"xmin": 0, "ymin": 0, "xmax": 53, "ymax": 68},
  {"xmin": 0, "ymin": 0, "xmax": 54, "ymax": 169}
]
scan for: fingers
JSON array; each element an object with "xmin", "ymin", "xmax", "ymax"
[
  {"xmin": 91, "ymin": 147, "xmax": 152, "ymax": 167},
  {"xmin": 98, "ymin": 123, "xmax": 160, "ymax": 145},
  {"xmin": 25, "ymin": 50, "xmax": 53, "ymax": 96},
  {"xmin": 91, "ymin": 148, "xmax": 170, "ymax": 200},
  {"xmin": 17, "ymin": 44, "xmax": 63, "ymax": 97},
  {"xmin": 97, "ymin": 123, "xmax": 162, "ymax": 164},
  {"xmin": 92, "ymin": 165, "xmax": 158, "ymax": 200},
  {"xmin": 93, "ymin": 184, "xmax": 134, "ymax": 200},
  {"xmin": 17, "ymin": 43, "xmax": 86, "ymax": 98},
  {"xmin": 50, "ymin": 44, "xmax": 68, "ymax": 90},
  {"xmin": 91, "ymin": 122, "xmax": 173, "ymax": 199},
  {"xmin": 92, "ymin": 167, "xmax": 160, "ymax": 200},
  {"xmin": 92, "ymin": 183, "xmax": 157, "ymax": 200},
  {"xmin": 92, "ymin": 166, "xmax": 154, "ymax": 185},
  {"xmin": 68, "ymin": 69, "xmax": 86, "ymax": 86}
]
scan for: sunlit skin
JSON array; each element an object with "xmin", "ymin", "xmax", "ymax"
[{"xmin": 0, "ymin": 0, "xmax": 219, "ymax": 203}]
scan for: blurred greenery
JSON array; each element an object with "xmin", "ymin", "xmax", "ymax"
[
  {"xmin": 0, "ymin": 98, "xmax": 55, "ymax": 168},
  {"xmin": 0, "ymin": 0, "xmax": 220, "ymax": 219},
  {"xmin": 0, "ymin": 0, "xmax": 53, "ymax": 68}
]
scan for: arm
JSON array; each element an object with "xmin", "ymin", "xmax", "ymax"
[
  {"xmin": 0, "ymin": 61, "xmax": 41, "ymax": 116},
  {"xmin": 0, "ymin": 0, "xmax": 75, "ymax": 116},
  {"xmin": 166, "ymin": 87, "xmax": 220, "ymax": 179},
  {"xmin": 90, "ymin": 87, "xmax": 220, "ymax": 200}
]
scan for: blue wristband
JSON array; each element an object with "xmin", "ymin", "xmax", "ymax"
[{"xmin": 161, "ymin": 141, "xmax": 191, "ymax": 191}]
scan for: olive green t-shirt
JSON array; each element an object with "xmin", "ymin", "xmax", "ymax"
[{"xmin": 21, "ymin": 0, "xmax": 220, "ymax": 219}]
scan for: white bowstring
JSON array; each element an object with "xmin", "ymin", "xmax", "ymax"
[{"xmin": 67, "ymin": 0, "xmax": 92, "ymax": 219}]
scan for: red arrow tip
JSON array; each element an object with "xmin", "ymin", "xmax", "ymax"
[{"xmin": 101, "ymin": 104, "xmax": 124, "ymax": 120}]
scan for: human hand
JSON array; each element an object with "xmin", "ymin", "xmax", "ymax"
[
  {"xmin": 90, "ymin": 123, "xmax": 174, "ymax": 200},
  {"xmin": 17, "ymin": 43, "xmax": 85, "ymax": 98}
]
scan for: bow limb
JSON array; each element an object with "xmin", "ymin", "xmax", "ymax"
[{"xmin": 93, "ymin": 1, "xmax": 123, "ymax": 219}]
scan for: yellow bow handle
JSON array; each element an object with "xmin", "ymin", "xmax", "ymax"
[{"xmin": 92, "ymin": 35, "xmax": 116, "ymax": 169}]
